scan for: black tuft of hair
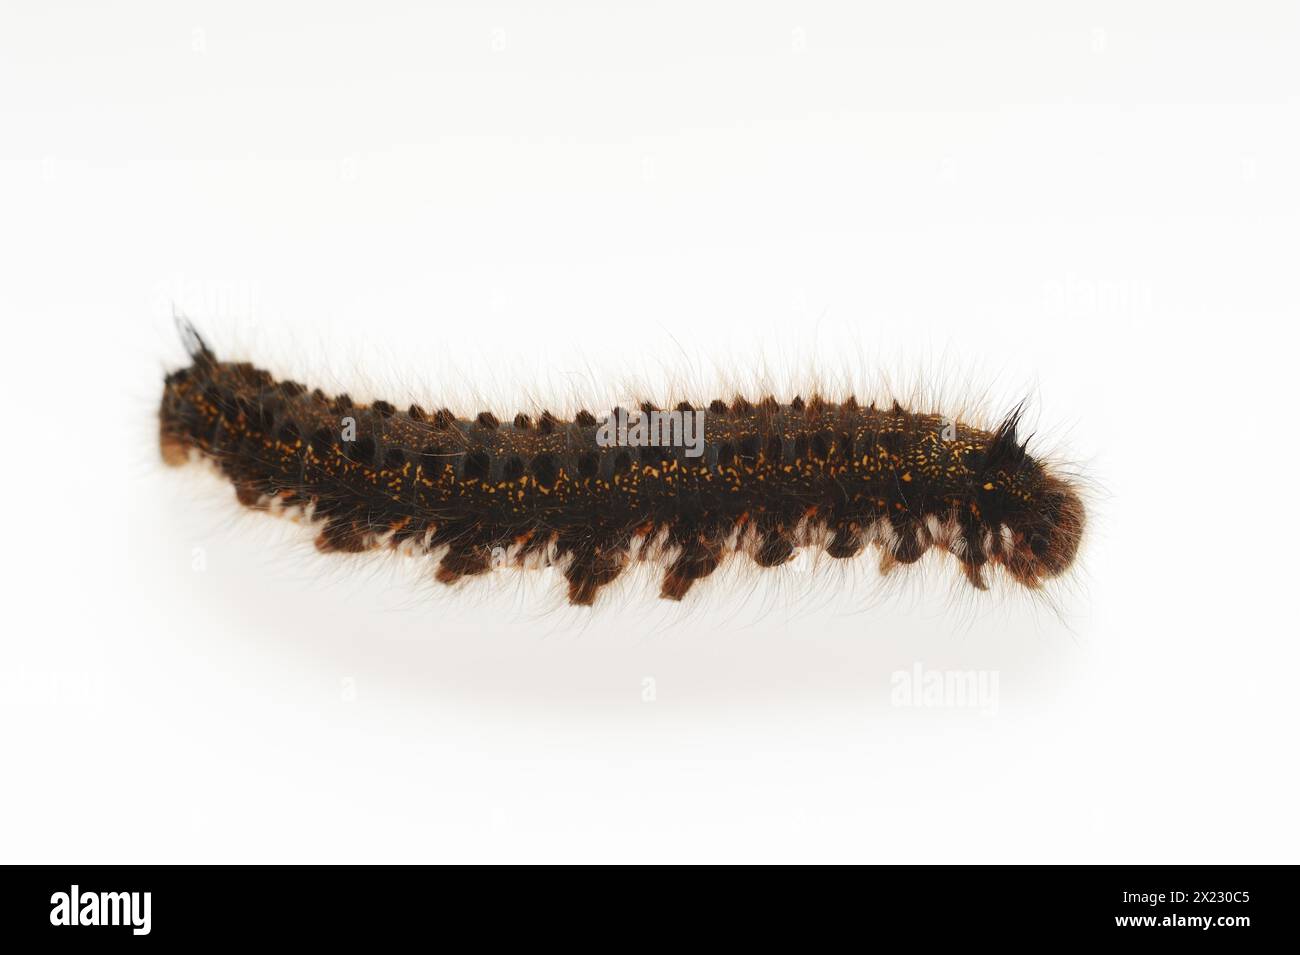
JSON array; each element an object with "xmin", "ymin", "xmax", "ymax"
[
  {"xmin": 174, "ymin": 314, "xmax": 215, "ymax": 363},
  {"xmin": 982, "ymin": 401, "xmax": 1030, "ymax": 475}
]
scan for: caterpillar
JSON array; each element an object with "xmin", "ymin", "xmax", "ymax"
[{"xmin": 159, "ymin": 322, "xmax": 1085, "ymax": 607}]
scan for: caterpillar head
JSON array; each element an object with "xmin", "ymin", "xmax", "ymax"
[
  {"xmin": 975, "ymin": 409, "xmax": 1085, "ymax": 588},
  {"xmin": 999, "ymin": 473, "xmax": 1085, "ymax": 587}
]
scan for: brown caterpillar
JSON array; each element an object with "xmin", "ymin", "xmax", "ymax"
[{"xmin": 159, "ymin": 322, "xmax": 1085, "ymax": 607}]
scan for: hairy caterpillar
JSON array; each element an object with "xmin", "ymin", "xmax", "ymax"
[{"xmin": 159, "ymin": 322, "xmax": 1085, "ymax": 607}]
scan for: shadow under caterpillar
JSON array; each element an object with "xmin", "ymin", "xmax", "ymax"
[{"xmin": 159, "ymin": 322, "xmax": 1085, "ymax": 607}]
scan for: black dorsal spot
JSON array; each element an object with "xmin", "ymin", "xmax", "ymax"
[
  {"xmin": 419, "ymin": 445, "xmax": 444, "ymax": 470},
  {"xmin": 257, "ymin": 399, "xmax": 282, "ymax": 431},
  {"xmin": 349, "ymin": 436, "xmax": 376, "ymax": 465},
  {"xmin": 578, "ymin": 452, "xmax": 599, "ymax": 478},
  {"xmin": 717, "ymin": 442, "xmax": 736, "ymax": 468},
  {"xmin": 532, "ymin": 453, "xmax": 558, "ymax": 488},
  {"xmin": 464, "ymin": 450, "xmax": 490, "ymax": 481},
  {"xmin": 383, "ymin": 447, "xmax": 405, "ymax": 469},
  {"xmin": 504, "ymin": 456, "xmax": 525, "ymax": 480},
  {"xmin": 739, "ymin": 435, "xmax": 760, "ymax": 465},
  {"xmin": 613, "ymin": 451, "xmax": 632, "ymax": 475}
]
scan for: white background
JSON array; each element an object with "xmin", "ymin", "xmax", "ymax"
[{"xmin": 1, "ymin": 2, "xmax": 1296, "ymax": 863}]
